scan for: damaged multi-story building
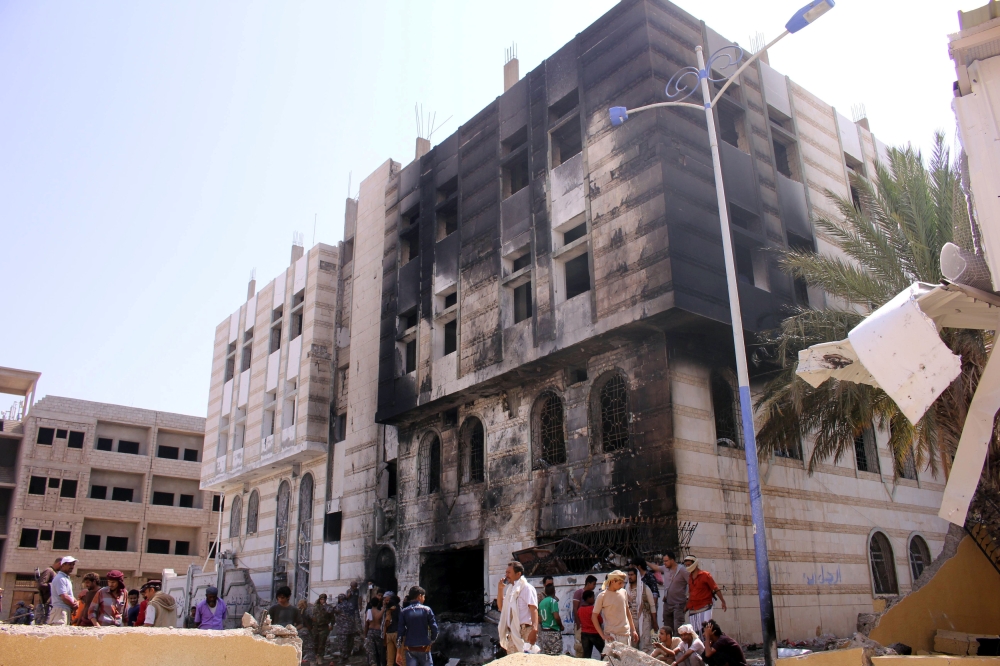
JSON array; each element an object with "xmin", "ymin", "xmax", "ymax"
[{"xmin": 200, "ymin": 0, "xmax": 950, "ymax": 648}]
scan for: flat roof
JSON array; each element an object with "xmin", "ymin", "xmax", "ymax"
[{"xmin": 0, "ymin": 366, "xmax": 41, "ymax": 397}]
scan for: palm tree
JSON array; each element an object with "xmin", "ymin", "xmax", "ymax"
[{"xmin": 753, "ymin": 132, "xmax": 995, "ymax": 483}]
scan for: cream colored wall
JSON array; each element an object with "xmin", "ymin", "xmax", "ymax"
[
  {"xmin": 671, "ymin": 356, "xmax": 950, "ymax": 643},
  {"xmin": 0, "ymin": 626, "xmax": 299, "ymax": 666},
  {"xmin": 870, "ymin": 536, "xmax": 1000, "ymax": 653}
]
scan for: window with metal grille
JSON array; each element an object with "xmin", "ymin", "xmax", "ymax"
[
  {"xmin": 246, "ymin": 490, "xmax": 259, "ymax": 534},
  {"xmin": 597, "ymin": 374, "xmax": 630, "ymax": 453},
  {"xmin": 855, "ymin": 427, "xmax": 880, "ymax": 473},
  {"xmin": 711, "ymin": 371, "xmax": 743, "ymax": 449},
  {"xmin": 230, "ymin": 494, "xmax": 243, "ymax": 539},
  {"xmin": 895, "ymin": 445, "xmax": 918, "ymax": 480},
  {"xmin": 461, "ymin": 418, "xmax": 485, "ymax": 484},
  {"xmin": 419, "ymin": 433, "xmax": 441, "ymax": 495},
  {"xmin": 869, "ymin": 531, "xmax": 898, "ymax": 595},
  {"xmin": 908, "ymin": 535, "xmax": 931, "ymax": 581},
  {"xmin": 534, "ymin": 392, "xmax": 566, "ymax": 466}
]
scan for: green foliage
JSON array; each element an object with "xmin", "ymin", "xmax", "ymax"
[{"xmin": 755, "ymin": 132, "xmax": 990, "ymax": 478}]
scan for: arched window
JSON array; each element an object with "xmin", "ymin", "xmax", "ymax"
[
  {"xmin": 908, "ymin": 535, "xmax": 931, "ymax": 581},
  {"xmin": 295, "ymin": 474, "xmax": 314, "ymax": 600},
  {"xmin": 869, "ymin": 531, "xmax": 899, "ymax": 595},
  {"xmin": 419, "ymin": 433, "xmax": 441, "ymax": 495},
  {"xmin": 533, "ymin": 392, "xmax": 566, "ymax": 466},
  {"xmin": 593, "ymin": 373, "xmax": 630, "ymax": 452},
  {"xmin": 229, "ymin": 494, "xmax": 243, "ymax": 539},
  {"xmin": 272, "ymin": 481, "xmax": 291, "ymax": 595},
  {"xmin": 246, "ymin": 490, "xmax": 260, "ymax": 535},
  {"xmin": 460, "ymin": 417, "xmax": 485, "ymax": 484},
  {"xmin": 711, "ymin": 370, "xmax": 743, "ymax": 449}
]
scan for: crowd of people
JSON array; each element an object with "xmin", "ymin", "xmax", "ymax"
[{"xmin": 497, "ymin": 552, "xmax": 744, "ymax": 666}]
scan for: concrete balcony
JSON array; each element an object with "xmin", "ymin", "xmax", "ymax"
[
  {"xmin": 201, "ymin": 434, "xmax": 326, "ymax": 491},
  {"xmin": 78, "ymin": 497, "xmax": 145, "ymax": 521},
  {"xmin": 143, "ymin": 504, "xmax": 213, "ymax": 527},
  {"xmin": 138, "ymin": 552, "xmax": 205, "ymax": 577},
  {"xmin": 89, "ymin": 449, "xmax": 151, "ymax": 473},
  {"xmin": 150, "ymin": 457, "xmax": 202, "ymax": 479}
]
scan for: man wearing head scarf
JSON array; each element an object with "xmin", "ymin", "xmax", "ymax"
[
  {"xmin": 89, "ymin": 570, "xmax": 127, "ymax": 626},
  {"xmin": 682, "ymin": 557, "xmax": 725, "ymax": 630},
  {"xmin": 592, "ymin": 571, "xmax": 638, "ymax": 647},
  {"xmin": 194, "ymin": 586, "xmax": 227, "ymax": 630}
]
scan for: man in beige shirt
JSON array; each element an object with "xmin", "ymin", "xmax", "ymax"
[{"xmin": 592, "ymin": 571, "xmax": 638, "ymax": 647}]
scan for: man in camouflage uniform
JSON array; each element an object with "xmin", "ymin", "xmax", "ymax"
[
  {"xmin": 335, "ymin": 584, "xmax": 362, "ymax": 663},
  {"xmin": 311, "ymin": 594, "xmax": 334, "ymax": 665}
]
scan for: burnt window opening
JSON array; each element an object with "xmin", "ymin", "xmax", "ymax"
[
  {"xmin": 83, "ymin": 534, "xmax": 101, "ymax": 550},
  {"xmin": 512, "ymin": 253, "xmax": 531, "ymax": 273},
  {"xmin": 595, "ymin": 373, "xmax": 630, "ymax": 453},
  {"xmin": 402, "ymin": 203, "xmax": 420, "ymax": 229},
  {"xmin": 502, "ymin": 153, "xmax": 530, "ymax": 199},
  {"xmin": 401, "ymin": 227, "xmax": 420, "ymax": 265},
  {"xmin": 19, "ymin": 528, "xmax": 39, "ymax": 548},
  {"xmin": 717, "ymin": 104, "xmax": 748, "ymax": 153},
  {"xmin": 67, "ymin": 431, "xmax": 84, "ymax": 448},
  {"xmin": 502, "ymin": 125, "xmax": 528, "ymax": 156},
  {"xmin": 442, "ymin": 408, "xmax": 459, "ymax": 429},
  {"xmin": 787, "ymin": 233, "xmax": 815, "ymax": 307},
  {"xmin": 241, "ymin": 342, "xmax": 252, "ymax": 372},
  {"xmin": 551, "ymin": 115, "xmax": 583, "ymax": 168},
  {"xmin": 147, "ymin": 539, "xmax": 170, "ymax": 555},
  {"xmin": 437, "ymin": 176, "xmax": 458, "ymax": 203},
  {"xmin": 565, "ymin": 253, "xmax": 591, "ymax": 300},
  {"xmin": 404, "ymin": 339, "xmax": 417, "ymax": 374},
  {"xmin": 420, "ymin": 546, "xmax": 485, "ymax": 621},
  {"xmin": 436, "ymin": 201, "xmax": 458, "ymax": 240},
  {"xmin": 567, "ymin": 366, "xmax": 588, "ymax": 384},
  {"xmin": 269, "ymin": 323, "xmax": 282, "ymax": 354},
  {"xmin": 118, "ymin": 440, "xmax": 140, "ymax": 455},
  {"xmin": 711, "ymin": 371, "xmax": 743, "ymax": 449},
  {"xmin": 444, "ymin": 292, "xmax": 457, "ymax": 309},
  {"xmin": 48, "ymin": 477, "xmax": 61, "ymax": 488},
  {"xmin": 386, "ymin": 459, "xmax": 398, "ymax": 498},
  {"xmin": 460, "ymin": 417, "xmax": 486, "ymax": 484},
  {"xmin": 869, "ymin": 531, "xmax": 898, "ymax": 595},
  {"xmin": 37, "ymin": 427, "xmax": 54, "ymax": 445},
  {"xmin": 729, "ymin": 205, "xmax": 761, "ymax": 235},
  {"xmin": 549, "ymin": 89, "xmax": 579, "ymax": 123},
  {"xmin": 734, "ymin": 243, "xmax": 756, "ymax": 286},
  {"xmin": 401, "ymin": 310, "xmax": 418, "ymax": 332},
  {"xmin": 59, "ymin": 479, "xmax": 77, "ymax": 498},
  {"xmin": 96, "ymin": 437, "xmax": 113, "ymax": 451},
  {"xmin": 28, "ymin": 476, "xmax": 46, "ymax": 495},
  {"xmin": 290, "ymin": 312, "xmax": 303, "ymax": 341},
  {"xmin": 854, "ymin": 427, "xmax": 880, "ymax": 474},
  {"xmin": 111, "ymin": 487, "xmax": 134, "ymax": 502},
  {"xmin": 533, "ymin": 392, "xmax": 567, "ymax": 467},
  {"xmin": 773, "ymin": 140, "xmax": 793, "ymax": 178},
  {"xmin": 443, "ymin": 320, "xmax": 457, "ymax": 356},
  {"xmin": 419, "ymin": 433, "xmax": 442, "ymax": 495},
  {"xmin": 323, "ymin": 511, "xmax": 342, "ymax": 543},
  {"xmin": 908, "ymin": 535, "xmax": 931, "ymax": 581},
  {"xmin": 513, "ymin": 282, "xmax": 532, "ymax": 324},
  {"xmin": 157, "ymin": 445, "xmax": 179, "ymax": 460},
  {"xmin": 246, "ymin": 490, "xmax": 260, "ymax": 534},
  {"xmin": 106, "ymin": 536, "xmax": 128, "ymax": 552},
  {"xmin": 225, "ymin": 356, "xmax": 236, "ymax": 383},
  {"xmin": 53, "ymin": 530, "xmax": 71, "ymax": 550},
  {"xmin": 90, "ymin": 485, "xmax": 108, "ymax": 500},
  {"xmin": 563, "ymin": 222, "xmax": 587, "ymax": 245}
]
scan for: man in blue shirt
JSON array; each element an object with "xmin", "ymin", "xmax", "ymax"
[{"xmin": 395, "ymin": 586, "xmax": 438, "ymax": 666}]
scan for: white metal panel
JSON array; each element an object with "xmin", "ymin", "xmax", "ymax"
[
  {"xmin": 266, "ymin": 350, "xmax": 280, "ymax": 392},
  {"xmin": 837, "ymin": 112, "xmax": 863, "ymax": 163},
  {"xmin": 222, "ymin": 379, "xmax": 233, "ymax": 415},
  {"xmin": 550, "ymin": 152, "xmax": 585, "ymax": 229},
  {"xmin": 228, "ymin": 313, "xmax": 239, "ymax": 344},
  {"xmin": 281, "ymin": 424, "xmax": 295, "ymax": 446},
  {"xmin": 759, "ymin": 61, "xmax": 790, "ymax": 118},
  {"xmin": 273, "ymin": 271, "xmax": 287, "ymax": 310},
  {"xmin": 322, "ymin": 543, "xmax": 340, "ymax": 582},
  {"xmin": 955, "ymin": 56, "xmax": 1000, "ymax": 290},
  {"xmin": 245, "ymin": 294, "xmax": 257, "ymax": 331},
  {"xmin": 286, "ymin": 335, "xmax": 302, "ymax": 379},
  {"xmin": 874, "ymin": 137, "xmax": 890, "ymax": 166},
  {"xmin": 237, "ymin": 369, "xmax": 250, "ymax": 408},
  {"xmin": 293, "ymin": 254, "xmax": 307, "ymax": 295}
]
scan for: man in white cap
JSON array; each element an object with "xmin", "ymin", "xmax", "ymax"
[
  {"xmin": 592, "ymin": 570, "xmax": 638, "ymax": 647},
  {"xmin": 682, "ymin": 556, "xmax": 725, "ymax": 630},
  {"xmin": 48, "ymin": 556, "xmax": 79, "ymax": 625}
]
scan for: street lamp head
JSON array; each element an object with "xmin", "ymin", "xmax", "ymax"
[
  {"xmin": 785, "ymin": 0, "xmax": 834, "ymax": 33},
  {"xmin": 609, "ymin": 106, "xmax": 628, "ymax": 126}
]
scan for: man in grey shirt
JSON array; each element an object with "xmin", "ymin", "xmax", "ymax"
[{"xmin": 661, "ymin": 551, "xmax": 689, "ymax": 635}]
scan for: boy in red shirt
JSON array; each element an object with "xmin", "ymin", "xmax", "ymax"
[{"xmin": 577, "ymin": 589, "xmax": 604, "ymax": 659}]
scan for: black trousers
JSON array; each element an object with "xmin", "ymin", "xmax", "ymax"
[{"xmin": 581, "ymin": 633, "xmax": 605, "ymax": 659}]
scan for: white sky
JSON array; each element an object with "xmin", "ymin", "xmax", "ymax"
[{"xmin": 0, "ymin": 0, "xmax": 980, "ymax": 417}]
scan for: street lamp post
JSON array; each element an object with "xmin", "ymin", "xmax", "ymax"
[{"xmin": 609, "ymin": 2, "xmax": 834, "ymax": 664}]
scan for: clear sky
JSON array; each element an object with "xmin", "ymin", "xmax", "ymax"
[{"xmin": 0, "ymin": 0, "xmax": 979, "ymax": 418}]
